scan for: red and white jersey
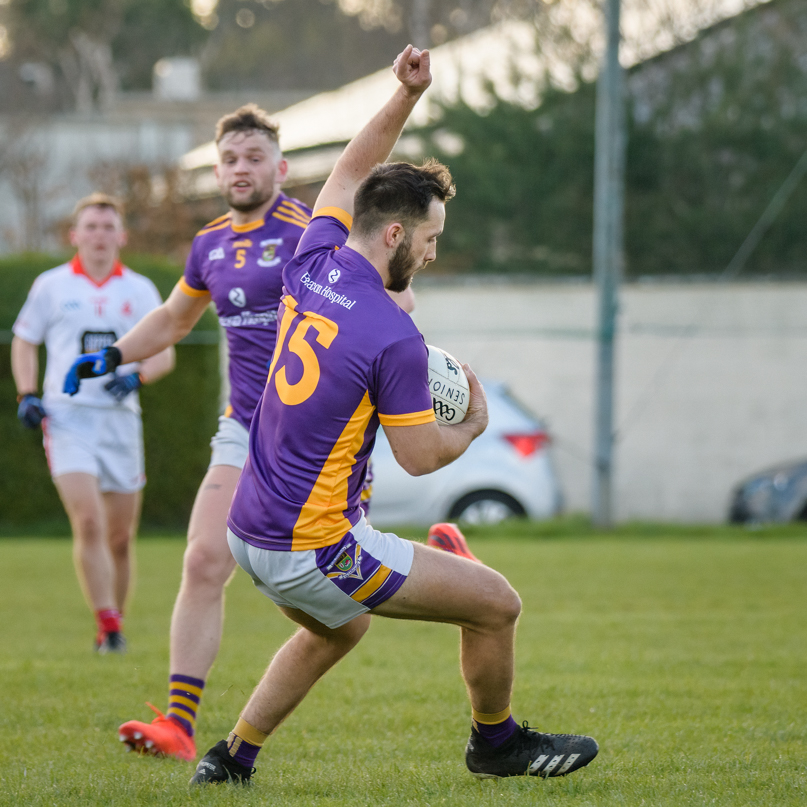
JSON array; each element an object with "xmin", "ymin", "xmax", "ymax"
[{"xmin": 13, "ymin": 255, "xmax": 163, "ymax": 414}]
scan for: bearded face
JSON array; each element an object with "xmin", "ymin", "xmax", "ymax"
[
  {"xmin": 386, "ymin": 231, "xmax": 418, "ymax": 293},
  {"xmin": 215, "ymin": 130, "xmax": 285, "ymax": 216},
  {"xmin": 223, "ymin": 185, "xmax": 272, "ymax": 214}
]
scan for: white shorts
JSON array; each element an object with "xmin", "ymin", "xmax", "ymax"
[
  {"xmin": 209, "ymin": 416, "xmax": 249, "ymax": 470},
  {"xmin": 227, "ymin": 514, "xmax": 415, "ymax": 629},
  {"xmin": 43, "ymin": 405, "xmax": 145, "ymax": 493}
]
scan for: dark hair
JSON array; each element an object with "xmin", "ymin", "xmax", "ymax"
[
  {"xmin": 352, "ymin": 159, "xmax": 455, "ymax": 236},
  {"xmin": 215, "ymin": 103, "xmax": 280, "ymax": 147},
  {"xmin": 72, "ymin": 192, "xmax": 125, "ymax": 226}
]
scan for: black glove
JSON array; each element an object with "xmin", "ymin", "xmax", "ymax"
[
  {"xmin": 104, "ymin": 372, "xmax": 143, "ymax": 403},
  {"xmin": 17, "ymin": 394, "xmax": 46, "ymax": 429},
  {"xmin": 63, "ymin": 346, "xmax": 123, "ymax": 395}
]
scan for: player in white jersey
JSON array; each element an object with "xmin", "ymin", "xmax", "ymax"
[{"xmin": 11, "ymin": 194, "xmax": 175, "ymax": 653}]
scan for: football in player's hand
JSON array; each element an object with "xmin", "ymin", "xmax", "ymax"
[{"xmin": 427, "ymin": 345, "xmax": 469, "ymax": 425}]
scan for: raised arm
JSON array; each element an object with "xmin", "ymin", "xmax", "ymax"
[{"xmin": 314, "ymin": 45, "xmax": 432, "ymax": 216}]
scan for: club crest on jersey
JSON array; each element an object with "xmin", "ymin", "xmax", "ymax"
[
  {"xmin": 328, "ymin": 268, "xmax": 341, "ymax": 284},
  {"xmin": 121, "ymin": 300, "xmax": 133, "ymax": 316},
  {"xmin": 208, "ymin": 247, "xmax": 225, "ymax": 261},
  {"xmin": 91, "ymin": 296, "xmax": 108, "ymax": 316},
  {"xmin": 258, "ymin": 238, "xmax": 283, "ymax": 267},
  {"xmin": 327, "ymin": 546, "xmax": 364, "ymax": 581},
  {"xmin": 228, "ymin": 287, "xmax": 247, "ymax": 308}
]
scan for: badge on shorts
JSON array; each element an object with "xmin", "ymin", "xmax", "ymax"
[{"xmin": 327, "ymin": 546, "xmax": 364, "ymax": 581}]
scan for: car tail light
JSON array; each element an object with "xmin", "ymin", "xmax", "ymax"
[{"xmin": 503, "ymin": 431, "xmax": 550, "ymax": 458}]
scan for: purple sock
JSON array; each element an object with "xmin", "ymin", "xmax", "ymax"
[
  {"xmin": 228, "ymin": 733, "xmax": 262, "ymax": 768},
  {"xmin": 475, "ymin": 715, "xmax": 519, "ymax": 748}
]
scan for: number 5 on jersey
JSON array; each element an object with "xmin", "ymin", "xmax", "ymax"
[{"xmin": 267, "ymin": 296, "xmax": 338, "ymax": 406}]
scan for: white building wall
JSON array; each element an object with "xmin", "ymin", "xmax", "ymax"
[
  {"xmin": 411, "ymin": 279, "xmax": 807, "ymax": 523},
  {"xmin": 0, "ymin": 117, "xmax": 195, "ymax": 253}
]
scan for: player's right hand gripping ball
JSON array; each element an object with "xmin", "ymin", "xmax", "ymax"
[
  {"xmin": 17, "ymin": 394, "xmax": 46, "ymax": 429},
  {"xmin": 63, "ymin": 346, "xmax": 123, "ymax": 396}
]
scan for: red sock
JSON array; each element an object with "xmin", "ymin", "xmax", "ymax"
[{"xmin": 96, "ymin": 608, "xmax": 122, "ymax": 635}]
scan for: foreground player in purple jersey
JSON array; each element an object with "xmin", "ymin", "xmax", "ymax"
[
  {"xmin": 191, "ymin": 46, "xmax": 598, "ymax": 786},
  {"xmin": 65, "ymin": 105, "xmax": 311, "ymax": 760}
]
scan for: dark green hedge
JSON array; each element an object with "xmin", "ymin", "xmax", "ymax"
[{"xmin": 0, "ymin": 252, "xmax": 220, "ymax": 534}]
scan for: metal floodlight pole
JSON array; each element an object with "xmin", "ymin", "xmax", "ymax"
[
  {"xmin": 412, "ymin": 0, "xmax": 431, "ymax": 48},
  {"xmin": 591, "ymin": 0, "xmax": 626, "ymax": 528}
]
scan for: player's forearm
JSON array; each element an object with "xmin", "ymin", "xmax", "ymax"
[
  {"xmin": 336, "ymin": 85, "xmax": 426, "ymax": 187},
  {"xmin": 115, "ymin": 305, "xmax": 195, "ymax": 364},
  {"xmin": 388, "ymin": 414, "xmax": 485, "ymax": 477},
  {"xmin": 138, "ymin": 346, "xmax": 175, "ymax": 385},
  {"xmin": 420, "ymin": 418, "xmax": 487, "ymax": 475},
  {"xmin": 11, "ymin": 337, "xmax": 39, "ymax": 395}
]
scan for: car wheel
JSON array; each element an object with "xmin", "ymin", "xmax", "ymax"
[{"xmin": 448, "ymin": 490, "xmax": 526, "ymax": 525}]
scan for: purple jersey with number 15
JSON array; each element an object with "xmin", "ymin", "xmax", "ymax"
[
  {"xmin": 179, "ymin": 193, "xmax": 311, "ymax": 430},
  {"xmin": 227, "ymin": 207, "xmax": 436, "ymax": 552}
]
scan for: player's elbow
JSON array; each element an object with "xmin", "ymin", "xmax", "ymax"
[
  {"xmin": 398, "ymin": 458, "xmax": 436, "ymax": 477},
  {"xmin": 394, "ymin": 448, "xmax": 450, "ymax": 477},
  {"xmin": 163, "ymin": 346, "xmax": 177, "ymax": 373}
]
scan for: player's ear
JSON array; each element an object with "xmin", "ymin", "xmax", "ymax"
[
  {"xmin": 276, "ymin": 158, "xmax": 289, "ymax": 184},
  {"xmin": 384, "ymin": 222, "xmax": 404, "ymax": 249},
  {"xmin": 68, "ymin": 228, "xmax": 78, "ymax": 247},
  {"xmin": 118, "ymin": 229, "xmax": 128, "ymax": 248}
]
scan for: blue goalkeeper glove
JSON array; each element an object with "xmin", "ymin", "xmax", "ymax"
[
  {"xmin": 63, "ymin": 346, "xmax": 122, "ymax": 396},
  {"xmin": 104, "ymin": 372, "xmax": 143, "ymax": 403},
  {"xmin": 17, "ymin": 394, "xmax": 46, "ymax": 429}
]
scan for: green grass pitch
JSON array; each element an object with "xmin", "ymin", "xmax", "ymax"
[{"xmin": 1, "ymin": 522, "xmax": 806, "ymax": 806}]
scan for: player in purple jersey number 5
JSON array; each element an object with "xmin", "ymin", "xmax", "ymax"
[
  {"xmin": 64, "ymin": 105, "xmax": 311, "ymax": 761},
  {"xmin": 191, "ymin": 46, "xmax": 598, "ymax": 786}
]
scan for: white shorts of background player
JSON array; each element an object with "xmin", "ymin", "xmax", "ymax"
[
  {"xmin": 44, "ymin": 404, "xmax": 145, "ymax": 493},
  {"xmin": 208, "ymin": 415, "xmax": 249, "ymax": 470}
]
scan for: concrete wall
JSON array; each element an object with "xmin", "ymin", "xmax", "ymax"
[{"xmin": 410, "ymin": 278, "xmax": 807, "ymax": 523}]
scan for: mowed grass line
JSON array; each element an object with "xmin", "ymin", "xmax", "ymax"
[{"xmin": 0, "ymin": 532, "xmax": 805, "ymax": 806}]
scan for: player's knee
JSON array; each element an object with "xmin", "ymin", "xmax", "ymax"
[
  {"xmin": 183, "ymin": 538, "xmax": 235, "ymax": 588},
  {"xmin": 107, "ymin": 527, "xmax": 133, "ymax": 556},
  {"xmin": 484, "ymin": 577, "xmax": 522, "ymax": 630},
  {"xmin": 301, "ymin": 614, "xmax": 369, "ymax": 652},
  {"xmin": 501, "ymin": 585, "xmax": 522, "ymax": 624},
  {"xmin": 324, "ymin": 620, "xmax": 368, "ymax": 656},
  {"xmin": 108, "ymin": 536, "xmax": 129, "ymax": 560},
  {"xmin": 71, "ymin": 512, "xmax": 104, "ymax": 545},
  {"xmin": 340, "ymin": 616, "xmax": 371, "ymax": 648}
]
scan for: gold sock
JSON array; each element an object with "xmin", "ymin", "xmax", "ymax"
[
  {"xmin": 227, "ymin": 717, "xmax": 269, "ymax": 758},
  {"xmin": 472, "ymin": 705, "xmax": 512, "ymax": 730}
]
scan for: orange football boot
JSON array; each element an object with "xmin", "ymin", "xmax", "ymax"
[
  {"xmin": 118, "ymin": 703, "xmax": 196, "ymax": 761},
  {"xmin": 426, "ymin": 523, "xmax": 480, "ymax": 562}
]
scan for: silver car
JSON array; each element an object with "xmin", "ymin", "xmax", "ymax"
[
  {"xmin": 368, "ymin": 381, "xmax": 563, "ymax": 527},
  {"xmin": 728, "ymin": 459, "xmax": 807, "ymax": 524}
]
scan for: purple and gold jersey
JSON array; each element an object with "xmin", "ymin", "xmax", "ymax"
[
  {"xmin": 180, "ymin": 193, "xmax": 311, "ymax": 430},
  {"xmin": 228, "ymin": 208, "xmax": 436, "ymax": 552}
]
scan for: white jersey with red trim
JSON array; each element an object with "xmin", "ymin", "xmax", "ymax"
[{"xmin": 13, "ymin": 256, "xmax": 163, "ymax": 414}]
